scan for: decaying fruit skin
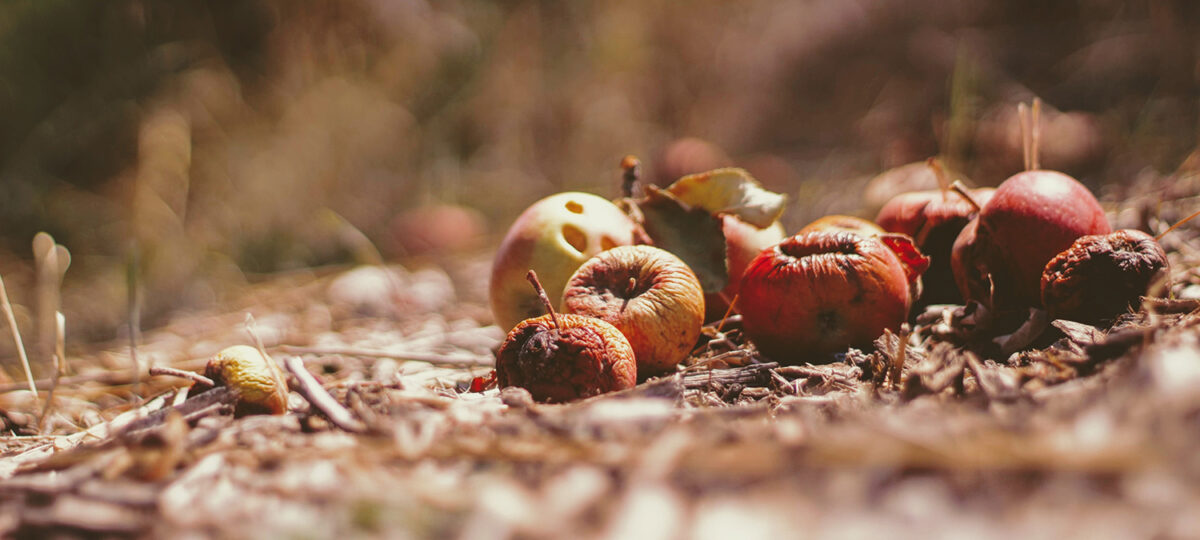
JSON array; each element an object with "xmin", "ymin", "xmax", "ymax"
[
  {"xmin": 489, "ymin": 192, "xmax": 638, "ymax": 332},
  {"xmin": 952, "ymin": 170, "xmax": 1110, "ymax": 312},
  {"xmin": 204, "ymin": 345, "xmax": 289, "ymax": 416},
  {"xmin": 705, "ymin": 215, "xmax": 786, "ymax": 321},
  {"xmin": 496, "ymin": 313, "xmax": 637, "ymax": 403},
  {"xmin": 1041, "ymin": 229, "xmax": 1169, "ymax": 324},
  {"xmin": 563, "ymin": 245, "xmax": 705, "ymax": 376},
  {"xmin": 876, "ymin": 187, "xmax": 995, "ymax": 305},
  {"xmin": 739, "ymin": 231, "xmax": 914, "ymax": 363}
]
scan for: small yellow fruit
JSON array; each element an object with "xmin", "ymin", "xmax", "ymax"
[{"xmin": 204, "ymin": 345, "xmax": 289, "ymax": 416}]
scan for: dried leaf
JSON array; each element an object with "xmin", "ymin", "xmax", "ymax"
[
  {"xmin": 663, "ymin": 168, "xmax": 786, "ymax": 228},
  {"xmin": 637, "ymin": 187, "xmax": 728, "ymax": 292}
]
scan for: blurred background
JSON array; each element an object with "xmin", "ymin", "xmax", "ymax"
[{"xmin": 0, "ymin": 0, "xmax": 1195, "ymax": 346}]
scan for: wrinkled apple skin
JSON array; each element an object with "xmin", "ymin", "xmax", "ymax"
[
  {"xmin": 496, "ymin": 313, "xmax": 637, "ymax": 403},
  {"xmin": 705, "ymin": 216, "xmax": 786, "ymax": 321},
  {"xmin": 952, "ymin": 171, "xmax": 1109, "ymax": 311},
  {"xmin": 876, "ymin": 188, "xmax": 995, "ymax": 305},
  {"xmin": 564, "ymin": 245, "xmax": 705, "ymax": 376},
  {"xmin": 739, "ymin": 231, "xmax": 911, "ymax": 363},
  {"xmin": 490, "ymin": 192, "xmax": 638, "ymax": 331}
]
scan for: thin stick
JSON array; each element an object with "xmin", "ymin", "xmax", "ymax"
[
  {"xmin": 949, "ymin": 180, "xmax": 983, "ymax": 213},
  {"xmin": 1030, "ymin": 98, "xmax": 1042, "ymax": 171},
  {"xmin": 1022, "ymin": 102, "xmax": 1032, "ymax": 171},
  {"xmin": 0, "ymin": 356, "xmax": 210, "ymax": 394},
  {"xmin": 927, "ymin": 157, "xmax": 950, "ymax": 201},
  {"xmin": 127, "ymin": 242, "xmax": 141, "ymax": 399},
  {"xmin": 526, "ymin": 270, "xmax": 560, "ymax": 329},
  {"xmin": 620, "ymin": 155, "xmax": 641, "ymax": 198},
  {"xmin": 37, "ymin": 312, "xmax": 67, "ymax": 432},
  {"xmin": 279, "ymin": 345, "xmax": 493, "ymax": 366},
  {"xmin": 282, "ymin": 356, "xmax": 366, "ymax": 433},
  {"xmin": 0, "ymin": 275, "xmax": 38, "ymax": 405},
  {"xmin": 890, "ymin": 324, "xmax": 910, "ymax": 390},
  {"xmin": 716, "ymin": 294, "xmax": 739, "ymax": 335},
  {"xmin": 149, "ymin": 366, "xmax": 215, "ymax": 388},
  {"xmin": 1156, "ymin": 208, "xmax": 1200, "ymax": 242}
]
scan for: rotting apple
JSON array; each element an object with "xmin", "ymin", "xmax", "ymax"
[
  {"xmin": 563, "ymin": 245, "xmax": 705, "ymax": 377},
  {"xmin": 877, "ymin": 187, "xmax": 995, "ymax": 305},
  {"xmin": 1041, "ymin": 229, "xmax": 1168, "ymax": 324},
  {"xmin": 738, "ymin": 230, "xmax": 917, "ymax": 363},
  {"xmin": 496, "ymin": 271, "xmax": 637, "ymax": 403},
  {"xmin": 952, "ymin": 170, "xmax": 1110, "ymax": 312},
  {"xmin": 490, "ymin": 192, "xmax": 639, "ymax": 332},
  {"xmin": 204, "ymin": 345, "xmax": 289, "ymax": 416},
  {"xmin": 705, "ymin": 215, "xmax": 786, "ymax": 321}
]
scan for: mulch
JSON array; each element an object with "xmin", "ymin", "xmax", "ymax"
[{"xmin": 1, "ymin": 172, "xmax": 1199, "ymax": 538}]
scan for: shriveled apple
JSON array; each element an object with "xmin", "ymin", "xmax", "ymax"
[
  {"xmin": 563, "ymin": 245, "xmax": 705, "ymax": 376},
  {"xmin": 739, "ymin": 230, "xmax": 919, "ymax": 363}
]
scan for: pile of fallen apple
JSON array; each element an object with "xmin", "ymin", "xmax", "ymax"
[{"xmin": 488, "ymin": 115, "xmax": 1172, "ymax": 403}]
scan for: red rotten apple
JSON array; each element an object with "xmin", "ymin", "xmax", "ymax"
[
  {"xmin": 952, "ymin": 170, "xmax": 1110, "ymax": 312},
  {"xmin": 1041, "ymin": 229, "xmax": 1168, "ymax": 324},
  {"xmin": 496, "ymin": 271, "xmax": 637, "ymax": 403},
  {"xmin": 739, "ymin": 230, "xmax": 921, "ymax": 363},
  {"xmin": 563, "ymin": 245, "xmax": 705, "ymax": 376},
  {"xmin": 877, "ymin": 187, "xmax": 995, "ymax": 305}
]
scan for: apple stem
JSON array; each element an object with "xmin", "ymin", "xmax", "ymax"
[
  {"xmin": 1030, "ymin": 97, "xmax": 1042, "ymax": 171},
  {"xmin": 526, "ymin": 270, "xmax": 560, "ymax": 330},
  {"xmin": 927, "ymin": 157, "xmax": 950, "ymax": 201},
  {"xmin": 620, "ymin": 155, "xmax": 641, "ymax": 198},
  {"xmin": 1156, "ymin": 208, "xmax": 1200, "ymax": 242},
  {"xmin": 716, "ymin": 294, "xmax": 739, "ymax": 334},
  {"xmin": 1019, "ymin": 102, "xmax": 1031, "ymax": 172},
  {"xmin": 948, "ymin": 180, "xmax": 983, "ymax": 214}
]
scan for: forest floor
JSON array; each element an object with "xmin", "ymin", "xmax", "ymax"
[{"xmin": 1, "ymin": 171, "xmax": 1200, "ymax": 539}]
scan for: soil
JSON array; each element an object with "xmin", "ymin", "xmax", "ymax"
[{"xmin": 1, "ymin": 171, "xmax": 1200, "ymax": 539}]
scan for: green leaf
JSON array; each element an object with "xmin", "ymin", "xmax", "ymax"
[
  {"xmin": 664, "ymin": 168, "xmax": 786, "ymax": 228},
  {"xmin": 637, "ymin": 187, "xmax": 728, "ymax": 293}
]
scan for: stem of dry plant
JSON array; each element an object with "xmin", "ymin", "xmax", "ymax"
[{"xmin": 0, "ymin": 275, "xmax": 38, "ymax": 410}]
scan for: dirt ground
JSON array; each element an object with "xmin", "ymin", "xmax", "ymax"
[
  {"xmin": 0, "ymin": 1, "xmax": 1198, "ymax": 538},
  {"xmin": 0, "ymin": 166, "xmax": 1196, "ymax": 539}
]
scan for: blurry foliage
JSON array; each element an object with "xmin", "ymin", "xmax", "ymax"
[{"xmin": 0, "ymin": 0, "xmax": 1193, "ymax": 340}]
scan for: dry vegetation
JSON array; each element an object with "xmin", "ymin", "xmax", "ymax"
[{"xmin": 0, "ymin": 0, "xmax": 1198, "ymax": 537}]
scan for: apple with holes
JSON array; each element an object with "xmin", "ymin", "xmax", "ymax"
[
  {"xmin": 739, "ymin": 230, "xmax": 926, "ymax": 363},
  {"xmin": 489, "ymin": 192, "xmax": 638, "ymax": 331}
]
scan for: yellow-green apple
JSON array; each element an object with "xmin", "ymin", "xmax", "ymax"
[{"xmin": 489, "ymin": 192, "xmax": 638, "ymax": 331}]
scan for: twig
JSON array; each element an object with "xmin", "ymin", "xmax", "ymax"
[
  {"xmin": 0, "ymin": 274, "xmax": 38, "ymax": 407},
  {"xmin": 279, "ymin": 345, "xmax": 494, "ymax": 366},
  {"xmin": 37, "ymin": 312, "xmax": 67, "ymax": 432},
  {"xmin": 0, "ymin": 357, "xmax": 209, "ymax": 394},
  {"xmin": 149, "ymin": 366, "xmax": 214, "ymax": 388},
  {"xmin": 127, "ymin": 242, "xmax": 142, "ymax": 399},
  {"xmin": 948, "ymin": 180, "xmax": 983, "ymax": 213},
  {"xmin": 282, "ymin": 356, "xmax": 366, "ymax": 433}
]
